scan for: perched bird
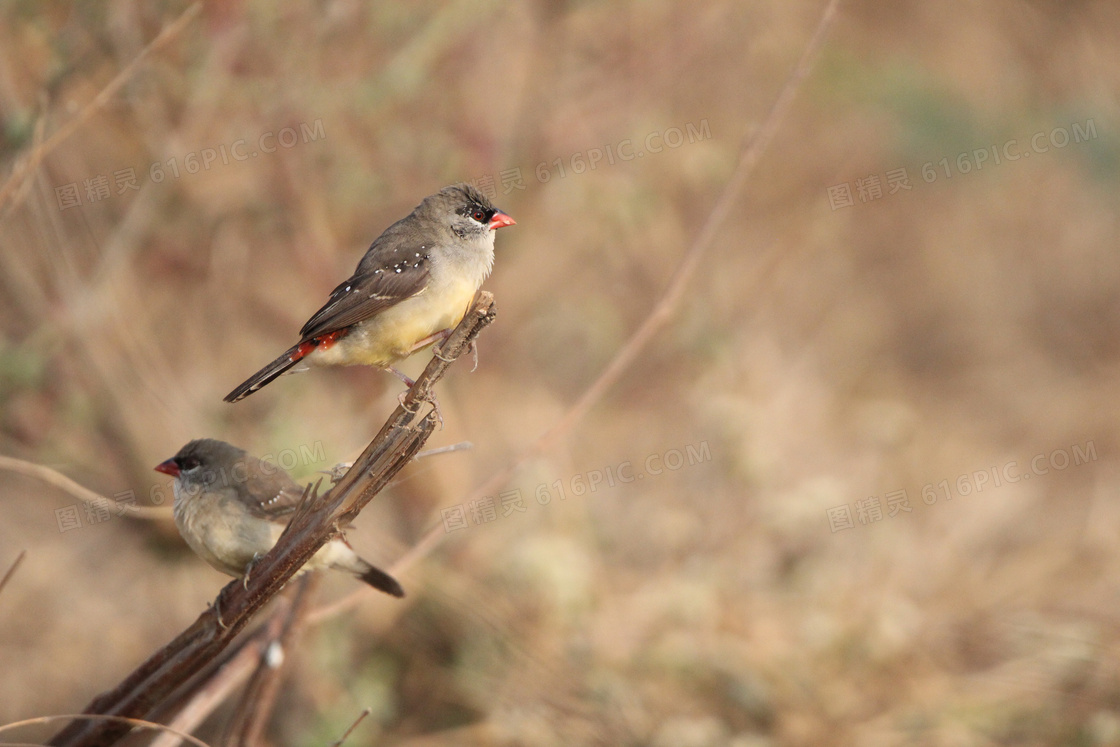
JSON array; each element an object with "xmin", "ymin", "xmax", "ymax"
[
  {"xmin": 224, "ymin": 183, "xmax": 515, "ymax": 403},
  {"xmin": 155, "ymin": 438, "xmax": 404, "ymax": 597}
]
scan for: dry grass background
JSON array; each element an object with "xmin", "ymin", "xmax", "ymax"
[{"xmin": 1, "ymin": 1, "xmax": 1119, "ymax": 745}]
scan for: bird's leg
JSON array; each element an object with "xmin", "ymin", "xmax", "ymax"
[
  {"xmin": 397, "ymin": 389, "xmax": 421, "ymax": 413},
  {"xmin": 397, "ymin": 389, "xmax": 443, "ymax": 428},
  {"xmin": 397, "ymin": 386, "xmax": 443, "ymax": 428},
  {"xmin": 428, "ymin": 329, "xmax": 458, "ymax": 364},
  {"xmin": 428, "ymin": 396, "xmax": 444, "ymax": 430},
  {"xmin": 394, "ymin": 331, "xmax": 454, "ymax": 427},
  {"xmin": 390, "ymin": 365, "xmax": 439, "ymax": 424},
  {"xmin": 209, "ymin": 597, "xmax": 228, "ymax": 630},
  {"xmin": 388, "ymin": 366, "xmax": 415, "ymax": 388},
  {"xmin": 430, "ymin": 329, "xmax": 477, "ymax": 371},
  {"xmin": 242, "ymin": 553, "xmax": 263, "ymax": 590},
  {"xmin": 414, "ymin": 328, "xmax": 453, "ymax": 358}
]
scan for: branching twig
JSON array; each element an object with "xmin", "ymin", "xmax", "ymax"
[
  {"xmin": 0, "ymin": 4, "xmax": 202, "ymax": 220},
  {"xmin": 45, "ymin": 293, "xmax": 496, "ymax": 747},
  {"xmin": 0, "ymin": 455, "xmax": 171, "ymax": 520}
]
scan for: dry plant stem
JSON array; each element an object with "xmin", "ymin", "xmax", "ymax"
[
  {"xmin": 0, "ymin": 440, "xmax": 475, "ymax": 524},
  {"xmin": 329, "ymin": 709, "xmax": 372, "ymax": 747},
  {"xmin": 46, "ymin": 293, "xmax": 496, "ymax": 747},
  {"xmin": 0, "ymin": 4, "xmax": 202, "ymax": 220},
  {"xmin": 0, "ymin": 550, "xmax": 26, "ymax": 600},
  {"xmin": 392, "ymin": 0, "xmax": 843, "ymax": 576},
  {"xmin": 0, "ymin": 455, "xmax": 171, "ymax": 520},
  {"xmin": 223, "ymin": 575, "xmax": 318, "ymax": 747},
  {"xmin": 0, "ymin": 715, "xmax": 211, "ymax": 747},
  {"xmin": 414, "ymin": 441, "xmax": 473, "ymax": 459},
  {"xmin": 144, "ymin": 589, "xmax": 321, "ymax": 745},
  {"xmin": 146, "ymin": 588, "xmax": 309, "ymax": 745},
  {"xmin": 146, "ymin": 631, "xmax": 268, "ymax": 747}
]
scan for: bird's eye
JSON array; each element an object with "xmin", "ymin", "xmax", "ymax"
[
  {"xmin": 470, "ymin": 207, "xmax": 487, "ymax": 223},
  {"xmin": 180, "ymin": 456, "xmax": 201, "ymax": 471}
]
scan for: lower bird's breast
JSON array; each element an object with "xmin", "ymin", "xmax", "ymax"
[{"xmin": 174, "ymin": 488, "xmax": 272, "ymax": 576}]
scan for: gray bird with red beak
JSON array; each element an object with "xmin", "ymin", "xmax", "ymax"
[
  {"xmin": 155, "ymin": 438, "xmax": 403, "ymax": 597},
  {"xmin": 224, "ymin": 183, "xmax": 515, "ymax": 403}
]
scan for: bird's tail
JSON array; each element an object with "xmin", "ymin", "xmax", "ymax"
[
  {"xmin": 339, "ymin": 554, "xmax": 404, "ymax": 597},
  {"xmin": 317, "ymin": 540, "xmax": 406, "ymax": 597},
  {"xmin": 356, "ymin": 562, "xmax": 406, "ymax": 598},
  {"xmin": 224, "ymin": 343, "xmax": 304, "ymax": 403}
]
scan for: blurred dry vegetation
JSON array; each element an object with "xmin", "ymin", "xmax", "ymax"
[{"xmin": 1, "ymin": 0, "xmax": 1119, "ymax": 745}]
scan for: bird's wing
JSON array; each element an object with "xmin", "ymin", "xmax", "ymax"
[
  {"xmin": 241, "ymin": 457, "xmax": 312, "ymax": 521},
  {"xmin": 299, "ymin": 236, "xmax": 432, "ymax": 340}
]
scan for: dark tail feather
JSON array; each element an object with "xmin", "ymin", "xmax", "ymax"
[
  {"xmin": 224, "ymin": 344, "xmax": 303, "ymax": 403},
  {"xmin": 359, "ymin": 563, "xmax": 405, "ymax": 598}
]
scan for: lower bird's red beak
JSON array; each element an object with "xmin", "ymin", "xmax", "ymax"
[
  {"xmin": 154, "ymin": 459, "xmax": 180, "ymax": 477},
  {"xmin": 488, "ymin": 211, "xmax": 515, "ymax": 230}
]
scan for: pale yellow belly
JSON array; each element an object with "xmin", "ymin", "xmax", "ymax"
[{"xmin": 310, "ymin": 276, "xmax": 478, "ymax": 368}]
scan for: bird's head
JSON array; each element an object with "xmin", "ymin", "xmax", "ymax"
[
  {"xmin": 425, "ymin": 183, "xmax": 515, "ymax": 245},
  {"xmin": 155, "ymin": 438, "xmax": 248, "ymax": 494}
]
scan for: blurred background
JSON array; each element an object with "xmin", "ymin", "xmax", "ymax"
[{"xmin": 1, "ymin": 1, "xmax": 1119, "ymax": 744}]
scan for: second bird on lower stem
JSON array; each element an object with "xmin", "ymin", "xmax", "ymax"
[{"xmin": 155, "ymin": 438, "xmax": 404, "ymax": 598}]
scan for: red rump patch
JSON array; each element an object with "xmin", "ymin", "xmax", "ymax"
[
  {"xmin": 317, "ymin": 329, "xmax": 346, "ymax": 348},
  {"xmin": 291, "ymin": 329, "xmax": 348, "ymax": 361}
]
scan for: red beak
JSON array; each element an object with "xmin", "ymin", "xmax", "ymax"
[
  {"xmin": 154, "ymin": 458, "xmax": 180, "ymax": 477},
  {"xmin": 488, "ymin": 211, "xmax": 515, "ymax": 230}
]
